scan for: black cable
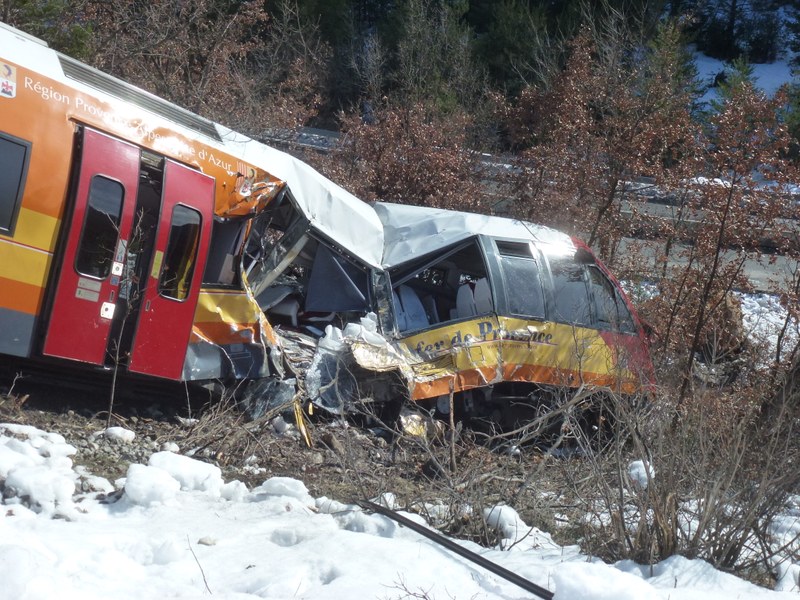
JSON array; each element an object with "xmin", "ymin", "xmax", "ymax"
[{"xmin": 358, "ymin": 499, "xmax": 555, "ymax": 600}]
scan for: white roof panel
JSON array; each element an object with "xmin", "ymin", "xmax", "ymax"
[
  {"xmin": 374, "ymin": 202, "xmax": 574, "ymax": 267},
  {"xmin": 220, "ymin": 128, "xmax": 384, "ymax": 268}
]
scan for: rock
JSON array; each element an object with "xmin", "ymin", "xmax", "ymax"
[{"xmin": 318, "ymin": 432, "xmax": 345, "ymax": 455}]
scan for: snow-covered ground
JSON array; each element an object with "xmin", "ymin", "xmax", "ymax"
[
  {"xmin": 694, "ymin": 44, "xmax": 795, "ymax": 106},
  {"xmin": 1, "ymin": 421, "xmax": 798, "ymax": 600},
  {"xmin": 1, "ymin": 294, "xmax": 799, "ymax": 600},
  {"xmin": 3, "ymin": 16, "xmax": 799, "ymax": 599}
]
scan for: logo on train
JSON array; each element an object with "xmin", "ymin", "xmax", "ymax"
[{"xmin": 1, "ymin": 63, "xmax": 16, "ymax": 98}]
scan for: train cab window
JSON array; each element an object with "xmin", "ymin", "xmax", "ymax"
[
  {"xmin": 587, "ymin": 266, "xmax": 636, "ymax": 333},
  {"xmin": 0, "ymin": 133, "xmax": 31, "ymax": 236},
  {"xmin": 496, "ymin": 240, "xmax": 545, "ymax": 319},
  {"xmin": 390, "ymin": 239, "xmax": 490, "ymax": 333},
  {"xmin": 159, "ymin": 205, "xmax": 201, "ymax": 301},
  {"xmin": 75, "ymin": 176, "xmax": 124, "ymax": 279},
  {"xmin": 548, "ymin": 254, "xmax": 591, "ymax": 327}
]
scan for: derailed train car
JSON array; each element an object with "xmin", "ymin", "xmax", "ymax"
[
  {"xmin": 0, "ymin": 22, "xmax": 652, "ymax": 428},
  {"xmin": 254, "ymin": 199, "xmax": 655, "ymax": 429}
]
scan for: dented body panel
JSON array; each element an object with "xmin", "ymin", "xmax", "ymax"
[
  {"xmin": 0, "ymin": 23, "xmax": 294, "ymax": 384},
  {"xmin": 366, "ymin": 202, "xmax": 654, "ymax": 410}
]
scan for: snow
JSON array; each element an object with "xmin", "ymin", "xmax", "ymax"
[
  {"xmin": 627, "ymin": 459, "xmax": 655, "ymax": 491},
  {"xmin": 553, "ymin": 562, "xmax": 661, "ymax": 600},
  {"xmin": 0, "ymin": 268, "xmax": 797, "ymax": 600},
  {"xmin": 693, "ymin": 46, "xmax": 794, "ymax": 107},
  {"xmin": 103, "ymin": 426, "xmax": 135, "ymax": 443},
  {"xmin": 1, "ymin": 290, "xmax": 799, "ymax": 599}
]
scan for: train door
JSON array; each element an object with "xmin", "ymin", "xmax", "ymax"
[
  {"xmin": 43, "ymin": 128, "xmax": 214, "ymax": 380},
  {"xmin": 127, "ymin": 160, "xmax": 213, "ymax": 379},
  {"xmin": 43, "ymin": 128, "xmax": 140, "ymax": 365}
]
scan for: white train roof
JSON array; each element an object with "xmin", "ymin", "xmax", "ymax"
[
  {"xmin": 2, "ymin": 23, "xmax": 575, "ymax": 272},
  {"xmin": 374, "ymin": 202, "xmax": 575, "ymax": 268},
  {"xmin": 0, "ymin": 22, "xmax": 385, "ymax": 268},
  {"xmin": 219, "ymin": 128, "xmax": 384, "ymax": 268}
]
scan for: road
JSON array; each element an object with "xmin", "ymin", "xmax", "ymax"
[{"xmin": 615, "ymin": 237, "xmax": 798, "ymax": 292}]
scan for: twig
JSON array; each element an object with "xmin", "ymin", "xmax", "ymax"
[{"xmin": 187, "ymin": 535, "xmax": 212, "ymax": 595}]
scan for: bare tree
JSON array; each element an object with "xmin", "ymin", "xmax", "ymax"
[
  {"xmin": 315, "ymin": 102, "xmax": 487, "ymax": 213},
  {"xmin": 84, "ymin": 0, "xmax": 328, "ymax": 134},
  {"xmin": 505, "ymin": 15, "xmax": 699, "ymax": 265}
]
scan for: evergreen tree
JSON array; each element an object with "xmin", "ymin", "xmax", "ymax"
[
  {"xmin": 389, "ymin": 0, "xmax": 485, "ymax": 114},
  {"xmin": 474, "ymin": 0, "xmax": 555, "ymax": 94},
  {"xmin": 2, "ymin": 0, "xmax": 92, "ymax": 58}
]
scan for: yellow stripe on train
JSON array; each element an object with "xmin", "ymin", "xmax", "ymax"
[
  {"xmin": 397, "ymin": 316, "xmax": 633, "ymax": 386},
  {"xmin": 194, "ymin": 289, "xmax": 262, "ymax": 326},
  {"xmin": 0, "ymin": 238, "xmax": 52, "ymax": 288},
  {"xmin": 2, "ymin": 208, "xmax": 60, "ymax": 252}
]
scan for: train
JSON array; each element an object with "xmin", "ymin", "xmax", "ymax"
[{"xmin": 0, "ymin": 22, "xmax": 654, "ymax": 432}]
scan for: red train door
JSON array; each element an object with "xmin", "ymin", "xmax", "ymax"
[
  {"xmin": 127, "ymin": 160, "xmax": 214, "ymax": 380},
  {"xmin": 43, "ymin": 128, "xmax": 140, "ymax": 365}
]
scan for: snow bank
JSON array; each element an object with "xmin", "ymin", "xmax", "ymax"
[
  {"xmin": 2, "ymin": 406, "xmax": 800, "ymax": 598},
  {"xmin": 0, "ymin": 423, "xmax": 77, "ymax": 515},
  {"xmin": 103, "ymin": 426, "xmax": 135, "ymax": 443},
  {"xmin": 124, "ymin": 463, "xmax": 181, "ymax": 506},
  {"xmin": 148, "ymin": 451, "xmax": 223, "ymax": 495},
  {"xmin": 554, "ymin": 561, "xmax": 660, "ymax": 600},
  {"xmin": 484, "ymin": 504, "xmax": 559, "ymax": 552},
  {"xmin": 249, "ymin": 476, "xmax": 315, "ymax": 507}
]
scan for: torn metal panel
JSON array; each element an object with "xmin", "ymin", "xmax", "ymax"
[
  {"xmin": 216, "ymin": 164, "xmax": 285, "ymax": 218},
  {"xmin": 217, "ymin": 127, "xmax": 384, "ymax": 268},
  {"xmin": 184, "ymin": 282, "xmax": 283, "ymax": 382},
  {"xmin": 238, "ymin": 376, "xmax": 297, "ymax": 420},
  {"xmin": 303, "ymin": 314, "xmax": 407, "ymax": 414},
  {"xmin": 389, "ymin": 316, "xmax": 641, "ymax": 400}
]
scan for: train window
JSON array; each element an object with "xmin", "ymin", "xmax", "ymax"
[
  {"xmin": 390, "ymin": 239, "xmax": 489, "ymax": 332},
  {"xmin": 496, "ymin": 240, "xmax": 545, "ymax": 319},
  {"xmin": 548, "ymin": 255, "xmax": 591, "ymax": 327},
  {"xmin": 203, "ymin": 219, "xmax": 246, "ymax": 286},
  {"xmin": 75, "ymin": 176, "xmax": 124, "ymax": 279},
  {"xmin": 0, "ymin": 132, "xmax": 31, "ymax": 236},
  {"xmin": 305, "ymin": 245, "xmax": 369, "ymax": 312},
  {"xmin": 159, "ymin": 205, "xmax": 201, "ymax": 301},
  {"xmin": 588, "ymin": 266, "xmax": 636, "ymax": 333}
]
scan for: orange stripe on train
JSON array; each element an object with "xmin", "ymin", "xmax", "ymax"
[{"xmin": 0, "ymin": 276, "xmax": 44, "ymax": 315}]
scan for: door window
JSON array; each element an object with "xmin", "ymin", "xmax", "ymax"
[
  {"xmin": 158, "ymin": 204, "xmax": 201, "ymax": 301},
  {"xmin": 75, "ymin": 176, "xmax": 124, "ymax": 279}
]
